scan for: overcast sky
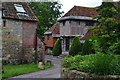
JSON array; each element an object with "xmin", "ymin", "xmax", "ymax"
[{"xmin": 59, "ymin": 0, "xmax": 120, "ymax": 14}]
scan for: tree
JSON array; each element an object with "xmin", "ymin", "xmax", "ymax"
[
  {"xmin": 90, "ymin": 2, "xmax": 120, "ymax": 54},
  {"xmin": 82, "ymin": 36, "xmax": 94, "ymax": 55},
  {"xmin": 52, "ymin": 39, "xmax": 62, "ymax": 56},
  {"xmin": 69, "ymin": 36, "xmax": 82, "ymax": 56},
  {"xmin": 29, "ymin": 2, "xmax": 63, "ymax": 41}
]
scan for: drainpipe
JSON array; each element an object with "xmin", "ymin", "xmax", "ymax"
[{"xmin": 34, "ymin": 29, "xmax": 38, "ymax": 64}]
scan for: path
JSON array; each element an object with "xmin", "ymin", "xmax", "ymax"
[{"xmin": 9, "ymin": 55, "xmax": 62, "ymax": 78}]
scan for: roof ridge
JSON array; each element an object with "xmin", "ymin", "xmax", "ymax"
[
  {"xmin": 74, "ymin": 5, "xmax": 97, "ymax": 9},
  {"xmin": 61, "ymin": 5, "xmax": 98, "ymax": 19}
]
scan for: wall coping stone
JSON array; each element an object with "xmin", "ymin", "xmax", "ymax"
[{"xmin": 61, "ymin": 68, "xmax": 120, "ymax": 79}]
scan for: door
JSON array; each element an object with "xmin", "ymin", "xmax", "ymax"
[{"xmin": 66, "ymin": 38, "xmax": 70, "ymax": 51}]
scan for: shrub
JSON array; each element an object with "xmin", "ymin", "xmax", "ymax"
[
  {"xmin": 62, "ymin": 54, "xmax": 120, "ymax": 75},
  {"xmin": 62, "ymin": 55, "xmax": 83, "ymax": 70},
  {"xmin": 69, "ymin": 36, "xmax": 82, "ymax": 56},
  {"xmin": 81, "ymin": 35, "xmax": 100, "ymax": 55},
  {"xmin": 52, "ymin": 39, "xmax": 62, "ymax": 56},
  {"xmin": 82, "ymin": 38, "xmax": 94, "ymax": 55},
  {"xmin": 114, "ymin": 42, "xmax": 120, "ymax": 54}
]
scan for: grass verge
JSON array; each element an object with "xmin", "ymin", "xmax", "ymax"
[{"xmin": 0, "ymin": 63, "xmax": 53, "ymax": 79}]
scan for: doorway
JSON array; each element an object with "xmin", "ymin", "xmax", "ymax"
[{"xmin": 66, "ymin": 38, "xmax": 69, "ymax": 51}]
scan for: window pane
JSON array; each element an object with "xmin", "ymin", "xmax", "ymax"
[{"xmin": 15, "ymin": 5, "xmax": 25, "ymax": 12}]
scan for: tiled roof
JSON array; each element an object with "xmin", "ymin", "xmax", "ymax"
[
  {"xmin": 45, "ymin": 22, "xmax": 60, "ymax": 34},
  {"xmin": 80, "ymin": 31, "xmax": 93, "ymax": 40},
  {"xmin": 63, "ymin": 6, "xmax": 98, "ymax": 18},
  {"xmin": 2, "ymin": 2, "xmax": 38, "ymax": 22},
  {"xmin": 37, "ymin": 37, "xmax": 43, "ymax": 47}
]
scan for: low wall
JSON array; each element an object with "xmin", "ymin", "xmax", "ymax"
[{"xmin": 61, "ymin": 68, "xmax": 120, "ymax": 80}]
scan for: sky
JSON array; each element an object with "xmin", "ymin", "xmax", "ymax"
[{"xmin": 59, "ymin": 0, "xmax": 120, "ymax": 14}]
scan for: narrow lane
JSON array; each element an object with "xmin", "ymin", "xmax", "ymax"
[{"xmin": 9, "ymin": 55, "xmax": 62, "ymax": 78}]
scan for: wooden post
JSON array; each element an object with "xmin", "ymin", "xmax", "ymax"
[{"xmin": 42, "ymin": 43, "xmax": 45, "ymax": 63}]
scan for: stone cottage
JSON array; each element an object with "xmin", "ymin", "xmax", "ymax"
[
  {"xmin": 44, "ymin": 22, "xmax": 60, "ymax": 54},
  {"xmin": 1, "ymin": 2, "xmax": 43, "ymax": 65}
]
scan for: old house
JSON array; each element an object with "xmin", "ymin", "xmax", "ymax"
[
  {"xmin": 1, "ymin": 2, "xmax": 43, "ymax": 65},
  {"xmin": 44, "ymin": 23, "xmax": 60, "ymax": 54},
  {"xmin": 44, "ymin": 6, "xmax": 98, "ymax": 54},
  {"xmin": 58, "ymin": 6, "xmax": 98, "ymax": 54},
  {"xmin": 44, "ymin": 2, "xmax": 120, "ymax": 55}
]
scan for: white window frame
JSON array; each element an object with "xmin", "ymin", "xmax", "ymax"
[{"xmin": 14, "ymin": 4, "xmax": 26, "ymax": 13}]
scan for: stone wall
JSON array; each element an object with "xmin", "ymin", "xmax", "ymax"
[
  {"xmin": 25, "ymin": 47, "xmax": 42, "ymax": 64},
  {"xmin": 60, "ymin": 20, "xmax": 98, "ymax": 36},
  {"xmin": 45, "ymin": 48, "xmax": 52, "ymax": 55},
  {"xmin": 61, "ymin": 68, "xmax": 120, "ymax": 80},
  {"xmin": 0, "ymin": 4, "xmax": 2, "ymax": 73},
  {"xmin": 2, "ymin": 19, "xmax": 23, "ymax": 65}
]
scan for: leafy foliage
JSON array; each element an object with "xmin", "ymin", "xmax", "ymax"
[
  {"xmin": 62, "ymin": 54, "xmax": 120, "ymax": 75},
  {"xmin": 52, "ymin": 39, "xmax": 62, "ymax": 56},
  {"xmin": 62, "ymin": 2, "xmax": 120, "ymax": 76},
  {"xmin": 69, "ymin": 36, "xmax": 82, "ymax": 56},
  {"xmin": 90, "ymin": 2, "xmax": 120, "ymax": 54},
  {"xmin": 82, "ymin": 35, "xmax": 99, "ymax": 55},
  {"xmin": 62, "ymin": 38, "xmax": 120, "ymax": 75},
  {"xmin": 29, "ymin": 2, "xmax": 63, "ymax": 40}
]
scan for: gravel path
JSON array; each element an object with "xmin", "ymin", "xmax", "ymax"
[{"xmin": 7, "ymin": 55, "xmax": 62, "ymax": 79}]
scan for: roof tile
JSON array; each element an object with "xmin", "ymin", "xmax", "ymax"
[
  {"xmin": 63, "ymin": 6, "xmax": 98, "ymax": 17},
  {"xmin": 46, "ymin": 22, "xmax": 60, "ymax": 34}
]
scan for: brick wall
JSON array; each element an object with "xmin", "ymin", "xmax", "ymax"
[
  {"xmin": 23, "ymin": 21, "xmax": 36, "ymax": 48},
  {"xmin": 44, "ymin": 34, "xmax": 54, "ymax": 47}
]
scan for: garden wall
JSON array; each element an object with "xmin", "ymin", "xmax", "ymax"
[{"xmin": 61, "ymin": 68, "xmax": 120, "ymax": 80}]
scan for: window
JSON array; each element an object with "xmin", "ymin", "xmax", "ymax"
[
  {"xmin": 76, "ymin": 21, "xmax": 80, "ymax": 25},
  {"xmin": 14, "ymin": 4, "xmax": 25, "ymax": 13},
  {"xmin": 47, "ymin": 35, "xmax": 50, "ymax": 40},
  {"xmin": 63, "ymin": 21, "xmax": 65, "ymax": 26},
  {"xmin": 69, "ymin": 21, "xmax": 71, "ymax": 24},
  {"xmin": 86, "ymin": 22, "xmax": 94, "ymax": 26}
]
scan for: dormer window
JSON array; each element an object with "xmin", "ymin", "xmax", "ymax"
[{"xmin": 14, "ymin": 4, "xmax": 25, "ymax": 13}]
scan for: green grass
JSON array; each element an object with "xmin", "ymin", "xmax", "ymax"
[{"xmin": 0, "ymin": 63, "xmax": 53, "ymax": 79}]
